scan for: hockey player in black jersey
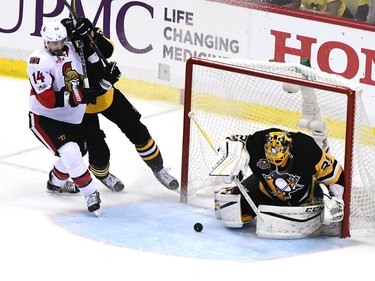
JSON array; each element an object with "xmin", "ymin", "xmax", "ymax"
[
  {"xmin": 61, "ymin": 17, "xmax": 179, "ymax": 192},
  {"xmin": 211, "ymin": 128, "xmax": 345, "ymax": 231}
]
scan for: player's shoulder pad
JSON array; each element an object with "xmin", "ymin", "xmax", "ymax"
[{"xmin": 27, "ymin": 48, "xmax": 54, "ymax": 70}]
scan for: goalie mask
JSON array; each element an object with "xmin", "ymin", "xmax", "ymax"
[{"xmin": 264, "ymin": 131, "xmax": 292, "ymax": 166}]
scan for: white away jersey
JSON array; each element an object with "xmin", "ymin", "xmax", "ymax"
[{"xmin": 27, "ymin": 42, "xmax": 86, "ymax": 124}]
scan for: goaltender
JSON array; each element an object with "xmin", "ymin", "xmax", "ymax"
[{"xmin": 211, "ymin": 127, "xmax": 345, "ymax": 235}]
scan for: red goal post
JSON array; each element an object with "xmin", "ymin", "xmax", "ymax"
[{"xmin": 181, "ymin": 57, "xmax": 375, "ymax": 238}]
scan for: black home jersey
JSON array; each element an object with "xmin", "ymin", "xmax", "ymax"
[{"xmin": 246, "ymin": 128, "xmax": 343, "ymax": 205}]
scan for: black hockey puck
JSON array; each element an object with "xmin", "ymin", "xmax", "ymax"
[{"xmin": 194, "ymin": 222, "xmax": 203, "ymax": 232}]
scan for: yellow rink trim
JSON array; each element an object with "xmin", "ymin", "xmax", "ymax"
[
  {"xmin": 0, "ymin": 57, "xmax": 181, "ymax": 104},
  {"xmin": 115, "ymin": 78, "xmax": 182, "ymax": 104},
  {"xmin": 193, "ymin": 92, "xmax": 375, "ymax": 143},
  {"xmin": 0, "ymin": 58, "xmax": 27, "ymax": 78},
  {"xmin": 1, "ymin": 57, "xmax": 374, "ymax": 138}
]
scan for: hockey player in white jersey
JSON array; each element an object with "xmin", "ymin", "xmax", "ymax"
[{"xmin": 27, "ymin": 20, "xmax": 101, "ymax": 213}]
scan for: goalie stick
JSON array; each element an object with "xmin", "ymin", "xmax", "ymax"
[
  {"xmin": 188, "ymin": 111, "xmax": 265, "ymax": 222},
  {"xmin": 61, "ymin": 0, "xmax": 109, "ymax": 67}
]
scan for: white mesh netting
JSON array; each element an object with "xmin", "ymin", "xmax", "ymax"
[{"xmin": 183, "ymin": 58, "xmax": 375, "ymax": 236}]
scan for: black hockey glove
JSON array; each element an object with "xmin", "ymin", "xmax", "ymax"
[
  {"xmin": 104, "ymin": 62, "xmax": 121, "ymax": 84},
  {"xmin": 81, "ymin": 87, "xmax": 101, "ymax": 104},
  {"xmin": 61, "ymin": 17, "xmax": 93, "ymax": 41},
  {"xmin": 61, "ymin": 18, "xmax": 75, "ymax": 39},
  {"xmin": 75, "ymin": 18, "xmax": 93, "ymax": 38}
]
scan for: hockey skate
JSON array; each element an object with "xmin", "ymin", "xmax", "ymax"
[
  {"xmin": 153, "ymin": 168, "xmax": 179, "ymax": 190},
  {"xmin": 47, "ymin": 172, "xmax": 80, "ymax": 194},
  {"xmin": 98, "ymin": 173, "xmax": 125, "ymax": 192},
  {"xmin": 85, "ymin": 191, "xmax": 101, "ymax": 212}
]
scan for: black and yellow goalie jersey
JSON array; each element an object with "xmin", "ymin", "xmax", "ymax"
[{"xmin": 245, "ymin": 128, "xmax": 344, "ymax": 205}]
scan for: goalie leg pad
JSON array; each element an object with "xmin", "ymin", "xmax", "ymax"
[
  {"xmin": 298, "ymin": 86, "xmax": 323, "ymax": 129},
  {"xmin": 282, "ymin": 82, "xmax": 299, "ymax": 93},
  {"xmin": 298, "ymin": 102, "xmax": 323, "ymax": 129},
  {"xmin": 281, "ymin": 70, "xmax": 302, "ymax": 93},
  {"xmin": 256, "ymin": 204, "xmax": 324, "ymax": 238},
  {"xmin": 310, "ymin": 120, "xmax": 326, "ymax": 132},
  {"xmin": 324, "ymin": 222, "xmax": 342, "ymax": 236},
  {"xmin": 214, "ymin": 188, "xmax": 243, "ymax": 228},
  {"xmin": 297, "ymin": 86, "xmax": 330, "ymax": 152},
  {"xmin": 311, "ymin": 128, "xmax": 329, "ymax": 152}
]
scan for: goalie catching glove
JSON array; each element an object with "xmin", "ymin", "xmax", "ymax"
[
  {"xmin": 210, "ymin": 135, "xmax": 250, "ymax": 184},
  {"xmin": 320, "ymin": 183, "xmax": 344, "ymax": 225}
]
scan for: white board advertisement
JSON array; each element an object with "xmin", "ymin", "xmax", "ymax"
[{"xmin": 1, "ymin": 0, "xmax": 374, "ymax": 123}]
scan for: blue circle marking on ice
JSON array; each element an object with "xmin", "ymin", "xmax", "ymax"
[{"xmin": 53, "ymin": 201, "xmax": 356, "ymax": 262}]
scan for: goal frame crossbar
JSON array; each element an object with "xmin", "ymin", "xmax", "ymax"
[{"xmin": 181, "ymin": 57, "xmax": 356, "ymax": 238}]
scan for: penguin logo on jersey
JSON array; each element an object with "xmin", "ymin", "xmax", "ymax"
[{"xmin": 262, "ymin": 172, "xmax": 303, "ymax": 201}]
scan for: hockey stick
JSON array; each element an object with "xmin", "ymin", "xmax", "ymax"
[
  {"xmin": 188, "ymin": 111, "xmax": 264, "ymax": 222},
  {"xmin": 61, "ymin": 0, "xmax": 109, "ymax": 66},
  {"xmin": 69, "ymin": 0, "xmax": 89, "ymax": 88},
  {"xmin": 188, "ymin": 111, "xmax": 216, "ymax": 153}
]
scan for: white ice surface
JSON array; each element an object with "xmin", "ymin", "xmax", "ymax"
[{"xmin": 0, "ymin": 76, "xmax": 374, "ymax": 281}]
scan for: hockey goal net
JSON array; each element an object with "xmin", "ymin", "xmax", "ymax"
[{"xmin": 181, "ymin": 57, "xmax": 375, "ymax": 238}]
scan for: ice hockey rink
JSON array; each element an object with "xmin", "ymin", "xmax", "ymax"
[{"xmin": 1, "ymin": 76, "xmax": 374, "ymax": 281}]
